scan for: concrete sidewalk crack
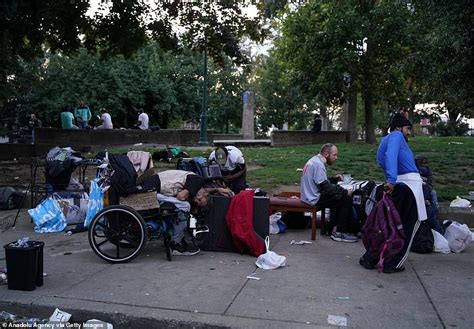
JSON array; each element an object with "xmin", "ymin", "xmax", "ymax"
[{"xmin": 411, "ymin": 260, "xmax": 446, "ymax": 329}]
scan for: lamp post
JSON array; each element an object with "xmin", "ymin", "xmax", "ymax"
[{"xmin": 198, "ymin": 35, "xmax": 209, "ymax": 146}]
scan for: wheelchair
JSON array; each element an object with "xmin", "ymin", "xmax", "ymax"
[{"xmin": 88, "ymin": 192, "xmax": 209, "ymax": 264}]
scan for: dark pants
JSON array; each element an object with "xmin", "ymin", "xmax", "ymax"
[
  {"xmin": 316, "ymin": 193, "xmax": 355, "ymax": 233},
  {"xmin": 362, "ymin": 184, "xmax": 419, "ymax": 269},
  {"xmin": 227, "ymin": 173, "xmax": 246, "ymax": 195}
]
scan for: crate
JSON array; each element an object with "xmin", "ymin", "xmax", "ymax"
[{"xmin": 120, "ymin": 191, "xmax": 159, "ymax": 211}]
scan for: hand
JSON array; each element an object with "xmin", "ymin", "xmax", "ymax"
[
  {"xmin": 334, "ymin": 174, "xmax": 344, "ymax": 182},
  {"xmin": 346, "ymin": 188, "xmax": 353, "ymax": 197},
  {"xmin": 383, "ymin": 182, "xmax": 395, "ymax": 194}
]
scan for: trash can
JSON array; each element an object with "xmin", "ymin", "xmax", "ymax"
[{"xmin": 3, "ymin": 241, "xmax": 44, "ymax": 291}]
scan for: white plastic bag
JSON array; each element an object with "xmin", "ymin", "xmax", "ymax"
[
  {"xmin": 432, "ymin": 229, "xmax": 450, "ymax": 254},
  {"xmin": 449, "ymin": 196, "xmax": 471, "ymax": 208},
  {"xmin": 269, "ymin": 212, "xmax": 282, "ymax": 235},
  {"xmin": 256, "ymin": 236, "xmax": 286, "ymax": 270},
  {"xmin": 443, "ymin": 221, "xmax": 472, "ymax": 253}
]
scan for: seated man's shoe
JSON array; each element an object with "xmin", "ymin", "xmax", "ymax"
[
  {"xmin": 331, "ymin": 232, "xmax": 358, "ymax": 243},
  {"xmin": 382, "ymin": 265, "xmax": 405, "ymax": 274},
  {"xmin": 359, "ymin": 256, "xmax": 377, "ymax": 270},
  {"xmin": 169, "ymin": 240, "xmax": 200, "ymax": 256}
]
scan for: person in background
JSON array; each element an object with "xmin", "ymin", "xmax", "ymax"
[
  {"xmin": 415, "ymin": 155, "xmax": 442, "ymax": 233},
  {"xmin": 28, "ymin": 114, "xmax": 42, "ymax": 130},
  {"xmin": 60, "ymin": 107, "xmax": 78, "ymax": 129},
  {"xmin": 360, "ymin": 112, "xmax": 426, "ymax": 273},
  {"xmin": 300, "ymin": 143, "xmax": 358, "ymax": 243},
  {"xmin": 74, "ymin": 100, "xmax": 92, "ymax": 129},
  {"xmin": 96, "ymin": 108, "xmax": 113, "ymax": 130},
  {"xmin": 311, "ymin": 113, "xmax": 322, "ymax": 132},
  {"xmin": 208, "ymin": 145, "xmax": 247, "ymax": 194},
  {"xmin": 133, "ymin": 108, "xmax": 149, "ymax": 130}
]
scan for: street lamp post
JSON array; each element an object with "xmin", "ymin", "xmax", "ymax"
[{"xmin": 198, "ymin": 37, "xmax": 209, "ymax": 146}]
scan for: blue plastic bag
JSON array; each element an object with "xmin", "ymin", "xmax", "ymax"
[
  {"xmin": 84, "ymin": 178, "xmax": 104, "ymax": 227},
  {"xmin": 28, "ymin": 197, "xmax": 67, "ymax": 233}
]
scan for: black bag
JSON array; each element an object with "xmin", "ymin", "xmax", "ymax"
[
  {"xmin": 410, "ymin": 221, "xmax": 434, "ymax": 254},
  {"xmin": 0, "ymin": 187, "xmax": 24, "ymax": 210},
  {"xmin": 352, "ymin": 180, "xmax": 377, "ymax": 225},
  {"xmin": 281, "ymin": 212, "xmax": 310, "ymax": 229}
]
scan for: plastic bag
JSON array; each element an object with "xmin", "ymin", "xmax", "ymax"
[
  {"xmin": 269, "ymin": 212, "xmax": 282, "ymax": 235},
  {"xmin": 443, "ymin": 221, "xmax": 472, "ymax": 253},
  {"xmin": 28, "ymin": 197, "xmax": 67, "ymax": 233},
  {"xmin": 84, "ymin": 178, "xmax": 105, "ymax": 227},
  {"xmin": 255, "ymin": 236, "xmax": 286, "ymax": 270},
  {"xmin": 449, "ymin": 196, "xmax": 471, "ymax": 208},
  {"xmin": 432, "ymin": 229, "xmax": 450, "ymax": 254}
]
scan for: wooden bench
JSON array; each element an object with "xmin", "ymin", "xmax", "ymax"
[{"xmin": 269, "ymin": 191, "xmax": 325, "ymax": 240}]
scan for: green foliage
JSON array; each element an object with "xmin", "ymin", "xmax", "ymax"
[
  {"xmin": 411, "ymin": 1, "xmax": 474, "ymax": 121},
  {"xmin": 274, "ymin": 0, "xmax": 417, "ymax": 143},
  {"xmin": 251, "ymin": 53, "xmax": 312, "ymax": 132},
  {"xmin": 2, "ymin": 44, "xmax": 246, "ymax": 130}
]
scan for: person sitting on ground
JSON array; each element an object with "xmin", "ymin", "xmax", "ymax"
[
  {"xmin": 415, "ymin": 155, "xmax": 442, "ymax": 234},
  {"xmin": 60, "ymin": 107, "xmax": 79, "ymax": 129},
  {"xmin": 74, "ymin": 100, "xmax": 92, "ymax": 129},
  {"xmin": 208, "ymin": 145, "xmax": 247, "ymax": 194},
  {"xmin": 360, "ymin": 112, "xmax": 427, "ymax": 274},
  {"xmin": 96, "ymin": 108, "xmax": 113, "ymax": 130},
  {"xmin": 132, "ymin": 107, "xmax": 149, "ymax": 130},
  {"xmin": 300, "ymin": 143, "xmax": 358, "ymax": 243},
  {"xmin": 156, "ymin": 169, "xmax": 233, "ymax": 255}
]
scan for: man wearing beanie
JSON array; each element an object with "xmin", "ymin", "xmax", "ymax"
[{"xmin": 359, "ymin": 111, "xmax": 427, "ymax": 273}]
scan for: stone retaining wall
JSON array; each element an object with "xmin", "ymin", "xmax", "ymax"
[{"xmin": 271, "ymin": 130, "xmax": 351, "ymax": 146}]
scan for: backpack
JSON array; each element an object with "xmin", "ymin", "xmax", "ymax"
[{"xmin": 361, "ymin": 192, "xmax": 405, "ymax": 272}]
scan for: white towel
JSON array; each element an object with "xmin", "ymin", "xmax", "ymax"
[{"xmin": 397, "ymin": 173, "xmax": 427, "ymax": 221}]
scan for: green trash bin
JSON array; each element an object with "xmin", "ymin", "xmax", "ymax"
[{"xmin": 3, "ymin": 240, "xmax": 44, "ymax": 291}]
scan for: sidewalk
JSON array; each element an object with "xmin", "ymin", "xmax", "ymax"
[{"xmin": 1, "ymin": 209, "xmax": 473, "ymax": 328}]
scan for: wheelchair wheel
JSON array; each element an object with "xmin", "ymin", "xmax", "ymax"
[{"xmin": 88, "ymin": 205, "xmax": 148, "ymax": 263}]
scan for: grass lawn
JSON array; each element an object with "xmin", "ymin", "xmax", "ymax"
[{"xmin": 110, "ymin": 136, "xmax": 474, "ymax": 202}]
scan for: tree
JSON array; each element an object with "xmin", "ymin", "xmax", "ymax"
[
  {"xmin": 251, "ymin": 53, "xmax": 311, "ymax": 132},
  {"xmin": 0, "ymin": 0, "xmax": 90, "ymax": 104},
  {"xmin": 276, "ymin": 0, "xmax": 417, "ymax": 143},
  {"xmin": 412, "ymin": 0, "xmax": 474, "ymax": 126}
]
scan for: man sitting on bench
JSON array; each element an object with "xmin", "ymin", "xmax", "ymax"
[{"xmin": 300, "ymin": 143, "xmax": 358, "ymax": 243}]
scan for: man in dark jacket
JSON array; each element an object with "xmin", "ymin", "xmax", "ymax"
[{"xmin": 300, "ymin": 143, "xmax": 357, "ymax": 242}]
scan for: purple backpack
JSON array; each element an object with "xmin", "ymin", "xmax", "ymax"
[{"xmin": 362, "ymin": 192, "xmax": 406, "ymax": 272}]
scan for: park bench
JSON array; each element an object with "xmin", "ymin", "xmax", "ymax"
[{"xmin": 269, "ymin": 191, "xmax": 325, "ymax": 240}]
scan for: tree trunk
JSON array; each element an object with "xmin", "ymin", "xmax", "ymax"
[{"xmin": 364, "ymin": 93, "xmax": 376, "ymax": 144}]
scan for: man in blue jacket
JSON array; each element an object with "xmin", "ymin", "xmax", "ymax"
[{"xmin": 360, "ymin": 112, "xmax": 427, "ymax": 273}]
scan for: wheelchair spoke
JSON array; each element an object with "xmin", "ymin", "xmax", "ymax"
[
  {"xmin": 96, "ymin": 237, "xmax": 112, "ymax": 247},
  {"xmin": 121, "ymin": 234, "xmax": 140, "ymax": 246}
]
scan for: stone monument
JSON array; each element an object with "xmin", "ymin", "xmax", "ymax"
[{"xmin": 242, "ymin": 90, "xmax": 255, "ymax": 139}]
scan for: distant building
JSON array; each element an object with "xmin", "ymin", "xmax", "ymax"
[{"xmin": 183, "ymin": 119, "xmax": 199, "ymax": 130}]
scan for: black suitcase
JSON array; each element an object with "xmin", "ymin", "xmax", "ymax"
[{"xmin": 201, "ymin": 195, "xmax": 269, "ymax": 252}]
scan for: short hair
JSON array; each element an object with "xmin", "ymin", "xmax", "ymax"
[
  {"xmin": 100, "ymin": 108, "xmax": 107, "ymax": 113},
  {"xmin": 320, "ymin": 143, "xmax": 335, "ymax": 155}
]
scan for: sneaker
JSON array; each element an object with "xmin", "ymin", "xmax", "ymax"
[
  {"xmin": 359, "ymin": 256, "xmax": 377, "ymax": 270},
  {"xmin": 331, "ymin": 232, "xmax": 358, "ymax": 243},
  {"xmin": 169, "ymin": 240, "xmax": 200, "ymax": 256}
]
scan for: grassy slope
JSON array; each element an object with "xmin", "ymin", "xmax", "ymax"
[{"xmin": 111, "ymin": 136, "xmax": 474, "ymax": 202}]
